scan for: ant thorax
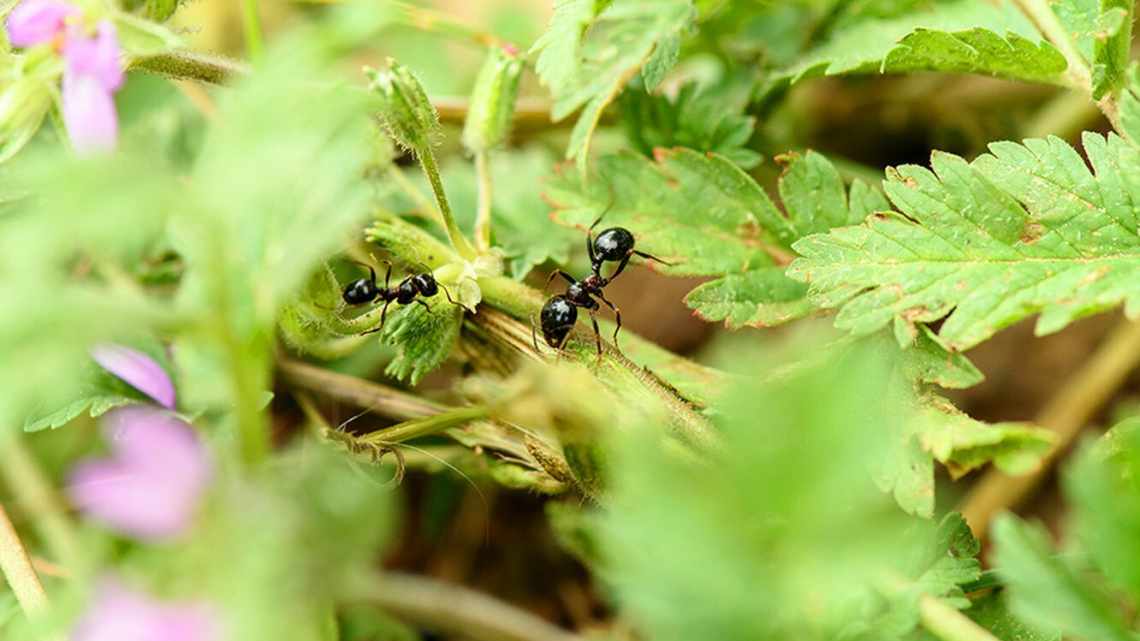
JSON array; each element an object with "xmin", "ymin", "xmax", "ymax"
[{"xmin": 580, "ymin": 274, "xmax": 606, "ymax": 290}]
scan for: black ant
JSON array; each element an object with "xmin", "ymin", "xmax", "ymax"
[
  {"xmin": 342, "ymin": 262, "xmax": 458, "ymax": 333},
  {"xmin": 533, "ymin": 211, "xmax": 673, "ymax": 355}
]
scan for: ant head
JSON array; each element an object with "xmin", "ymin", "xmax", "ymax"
[
  {"xmin": 593, "ymin": 227, "xmax": 635, "ymax": 262},
  {"xmin": 342, "ymin": 278, "xmax": 378, "ymax": 305},
  {"xmin": 411, "ymin": 273, "xmax": 438, "ymax": 297}
]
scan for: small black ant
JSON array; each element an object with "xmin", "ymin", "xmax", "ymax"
[
  {"xmin": 534, "ymin": 269, "xmax": 621, "ymax": 355},
  {"xmin": 587, "ymin": 217, "xmax": 672, "ymax": 281},
  {"xmin": 342, "ymin": 262, "xmax": 458, "ymax": 333}
]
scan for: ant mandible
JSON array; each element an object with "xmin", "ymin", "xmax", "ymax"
[{"xmin": 342, "ymin": 262, "xmax": 458, "ymax": 333}]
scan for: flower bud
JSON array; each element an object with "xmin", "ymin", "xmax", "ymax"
[
  {"xmin": 462, "ymin": 44, "xmax": 523, "ymax": 153},
  {"xmin": 365, "ymin": 58, "xmax": 439, "ymax": 154}
]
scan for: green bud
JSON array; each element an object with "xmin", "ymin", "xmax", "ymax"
[
  {"xmin": 365, "ymin": 58, "xmax": 439, "ymax": 154},
  {"xmin": 462, "ymin": 44, "xmax": 523, "ymax": 153}
]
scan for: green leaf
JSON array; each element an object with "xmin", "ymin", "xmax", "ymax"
[
  {"xmin": 992, "ymin": 515, "xmax": 1135, "ymax": 641},
  {"xmin": 547, "ymin": 148, "xmax": 879, "ymax": 329},
  {"xmin": 597, "ymin": 340, "xmax": 923, "ymax": 640},
  {"xmin": 620, "ymin": 83, "xmax": 762, "ymax": 170},
  {"xmin": 532, "ymin": 0, "xmax": 695, "ymax": 172},
  {"xmin": 1090, "ymin": 1, "xmax": 1132, "ymax": 99},
  {"xmin": 762, "ymin": 1, "xmax": 1069, "ymax": 96},
  {"xmin": 1066, "ymin": 417, "xmax": 1140, "ymax": 599},
  {"xmin": 914, "ymin": 395, "xmax": 1053, "ymax": 478},
  {"xmin": 379, "ymin": 296, "xmax": 462, "ymax": 385},
  {"xmin": 790, "ymin": 133, "xmax": 1140, "ymax": 351},
  {"xmin": 961, "ymin": 592, "xmax": 1061, "ymax": 641}
]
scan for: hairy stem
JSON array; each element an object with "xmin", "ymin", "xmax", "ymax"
[
  {"xmin": 919, "ymin": 595, "xmax": 1000, "ymax": 641},
  {"xmin": 358, "ymin": 572, "xmax": 581, "ymax": 641},
  {"xmin": 1012, "ymin": 0, "xmax": 1090, "ymax": 88},
  {"xmin": 960, "ymin": 319, "xmax": 1140, "ymax": 536},
  {"xmin": 359, "ymin": 406, "xmax": 489, "ymax": 445},
  {"xmin": 0, "ymin": 436, "xmax": 80, "ymax": 568},
  {"xmin": 418, "ymin": 149, "xmax": 477, "ymax": 260},
  {"xmin": 0, "ymin": 503, "xmax": 48, "ymax": 615},
  {"xmin": 474, "ymin": 151, "xmax": 494, "ymax": 251},
  {"xmin": 128, "ymin": 51, "xmax": 248, "ymax": 85},
  {"xmin": 241, "ymin": 0, "xmax": 265, "ymax": 60}
]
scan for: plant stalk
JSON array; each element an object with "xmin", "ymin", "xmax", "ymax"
[
  {"xmin": 959, "ymin": 319, "xmax": 1140, "ymax": 537},
  {"xmin": 358, "ymin": 406, "xmax": 489, "ymax": 445},
  {"xmin": 0, "ymin": 436, "xmax": 80, "ymax": 568},
  {"xmin": 241, "ymin": 0, "xmax": 265, "ymax": 60},
  {"xmin": 358, "ymin": 572, "xmax": 582, "ymax": 641},
  {"xmin": 0, "ymin": 503, "xmax": 48, "ymax": 615},
  {"xmin": 474, "ymin": 151, "xmax": 494, "ymax": 251},
  {"xmin": 418, "ymin": 149, "xmax": 477, "ymax": 260}
]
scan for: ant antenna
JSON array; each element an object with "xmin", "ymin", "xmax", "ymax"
[{"xmin": 588, "ymin": 176, "xmax": 619, "ymax": 232}]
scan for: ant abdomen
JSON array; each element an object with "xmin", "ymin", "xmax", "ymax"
[{"xmin": 540, "ymin": 295, "xmax": 577, "ymax": 348}]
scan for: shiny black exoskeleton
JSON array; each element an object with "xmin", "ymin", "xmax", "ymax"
[
  {"xmin": 588, "ymin": 222, "xmax": 671, "ymax": 281},
  {"xmin": 342, "ymin": 264, "xmax": 454, "ymax": 333},
  {"xmin": 534, "ymin": 271, "xmax": 621, "ymax": 354}
]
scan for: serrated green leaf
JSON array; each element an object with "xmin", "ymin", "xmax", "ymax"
[
  {"xmin": 532, "ymin": 0, "xmax": 695, "ymax": 171},
  {"xmin": 992, "ymin": 515, "xmax": 1134, "ymax": 641},
  {"xmin": 762, "ymin": 1, "xmax": 1068, "ymax": 96},
  {"xmin": 915, "ymin": 395, "xmax": 1053, "ymax": 478},
  {"xmin": 620, "ymin": 83, "xmax": 762, "ymax": 169},
  {"xmin": 548, "ymin": 148, "xmax": 879, "ymax": 329},
  {"xmin": 790, "ymin": 133, "xmax": 1140, "ymax": 351},
  {"xmin": 380, "ymin": 296, "xmax": 462, "ymax": 385},
  {"xmin": 899, "ymin": 325, "xmax": 984, "ymax": 390}
]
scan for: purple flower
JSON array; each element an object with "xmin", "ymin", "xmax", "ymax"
[
  {"xmin": 5, "ymin": 0, "xmax": 77, "ymax": 47},
  {"xmin": 91, "ymin": 344, "xmax": 176, "ymax": 409},
  {"xmin": 72, "ymin": 577, "xmax": 221, "ymax": 641},
  {"xmin": 61, "ymin": 21, "xmax": 123, "ymax": 155},
  {"xmin": 5, "ymin": 1, "xmax": 125, "ymax": 154},
  {"xmin": 68, "ymin": 407, "xmax": 212, "ymax": 541}
]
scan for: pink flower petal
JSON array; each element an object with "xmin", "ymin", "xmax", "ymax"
[
  {"xmin": 68, "ymin": 408, "xmax": 211, "ymax": 541},
  {"xmin": 61, "ymin": 71, "xmax": 118, "ymax": 156},
  {"xmin": 72, "ymin": 577, "xmax": 221, "ymax": 641},
  {"xmin": 63, "ymin": 21, "xmax": 123, "ymax": 91},
  {"xmin": 6, "ymin": 0, "xmax": 77, "ymax": 48},
  {"xmin": 91, "ymin": 344, "xmax": 175, "ymax": 409}
]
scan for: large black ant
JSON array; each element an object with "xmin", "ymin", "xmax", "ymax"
[
  {"xmin": 342, "ymin": 262, "xmax": 458, "ymax": 333},
  {"xmin": 534, "ymin": 213, "xmax": 672, "ymax": 355}
]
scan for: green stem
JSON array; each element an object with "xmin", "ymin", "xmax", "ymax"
[
  {"xmin": 919, "ymin": 595, "xmax": 1000, "ymax": 641},
  {"xmin": 1012, "ymin": 0, "xmax": 1090, "ymax": 88},
  {"xmin": 0, "ymin": 503, "xmax": 48, "ymax": 615},
  {"xmin": 241, "ymin": 0, "xmax": 265, "ymax": 60},
  {"xmin": 474, "ymin": 151, "xmax": 494, "ymax": 251},
  {"xmin": 359, "ymin": 406, "xmax": 489, "ymax": 445},
  {"xmin": 128, "ymin": 51, "xmax": 249, "ymax": 85},
  {"xmin": 418, "ymin": 149, "xmax": 477, "ymax": 260}
]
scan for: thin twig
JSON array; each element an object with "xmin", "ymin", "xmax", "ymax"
[
  {"xmin": 1011, "ymin": 0, "xmax": 1091, "ymax": 89},
  {"xmin": 960, "ymin": 319, "xmax": 1140, "ymax": 536},
  {"xmin": 474, "ymin": 150, "xmax": 494, "ymax": 251},
  {"xmin": 0, "ymin": 503, "xmax": 48, "ymax": 614},
  {"xmin": 359, "ymin": 571, "xmax": 582, "ymax": 641},
  {"xmin": 277, "ymin": 358, "xmax": 444, "ymax": 420},
  {"xmin": 241, "ymin": 0, "xmax": 265, "ymax": 60},
  {"xmin": 0, "ymin": 436, "xmax": 80, "ymax": 568}
]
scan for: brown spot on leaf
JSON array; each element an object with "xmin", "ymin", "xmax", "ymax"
[{"xmin": 1020, "ymin": 222, "xmax": 1045, "ymax": 244}]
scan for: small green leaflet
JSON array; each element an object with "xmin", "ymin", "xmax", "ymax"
[
  {"xmin": 379, "ymin": 296, "xmax": 461, "ymax": 385},
  {"xmin": 621, "ymin": 84, "xmax": 762, "ymax": 170},
  {"xmin": 791, "ymin": 133, "xmax": 1140, "ymax": 351},
  {"xmin": 546, "ymin": 148, "xmax": 880, "ymax": 329},
  {"xmin": 1051, "ymin": 0, "xmax": 1133, "ymax": 98},
  {"xmin": 530, "ymin": 0, "xmax": 695, "ymax": 173},
  {"xmin": 760, "ymin": 0, "xmax": 1068, "ymax": 97},
  {"xmin": 993, "ymin": 516, "xmax": 1134, "ymax": 641}
]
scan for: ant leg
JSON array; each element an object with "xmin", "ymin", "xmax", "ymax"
[
  {"xmin": 588, "ymin": 312, "xmax": 603, "ymax": 357},
  {"xmin": 596, "ymin": 292, "xmax": 622, "ymax": 351},
  {"xmin": 634, "ymin": 250, "xmax": 674, "ymax": 267},
  {"xmin": 585, "ymin": 228, "xmax": 596, "ymax": 266},
  {"xmin": 380, "ymin": 299, "xmax": 392, "ymax": 327},
  {"xmin": 413, "ymin": 299, "xmax": 431, "ymax": 312},
  {"xmin": 608, "ymin": 253, "xmax": 633, "ymax": 282},
  {"xmin": 543, "ymin": 270, "xmax": 577, "ymax": 294},
  {"xmin": 440, "ymin": 284, "xmax": 461, "ymax": 307}
]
